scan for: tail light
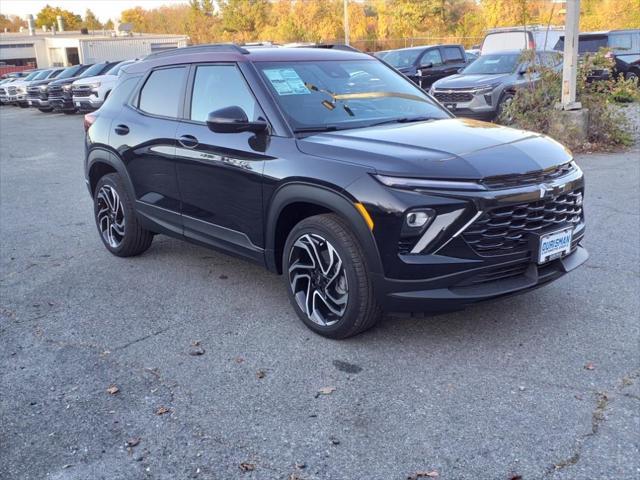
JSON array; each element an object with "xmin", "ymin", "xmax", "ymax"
[
  {"xmin": 83, "ymin": 112, "xmax": 96, "ymax": 132},
  {"xmin": 528, "ymin": 38, "xmax": 535, "ymax": 50}
]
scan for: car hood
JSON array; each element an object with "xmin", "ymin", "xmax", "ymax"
[
  {"xmin": 29, "ymin": 79, "xmax": 56, "ymax": 87},
  {"xmin": 50, "ymin": 75, "xmax": 90, "ymax": 86},
  {"xmin": 433, "ymin": 73, "xmax": 512, "ymax": 88},
  {"xmin": 296, "ymin": 118, "xmax": 572, "ymax": 180},
  {"xmin": 72, "ymin": 74, "xmax": 115, "ymax": 86}
]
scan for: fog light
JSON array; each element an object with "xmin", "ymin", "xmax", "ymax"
[{"xmin": 406, "ymin": 211, "xmax": 432, "ymax": 228}]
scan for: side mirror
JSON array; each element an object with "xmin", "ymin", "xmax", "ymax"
[
  {"xmin": 206, "ymin": 106, "xmax": 268, "ymax": 134},
  {"xmin": 421, "ymin": 61, "xmax": 433, "ymax": 69}
]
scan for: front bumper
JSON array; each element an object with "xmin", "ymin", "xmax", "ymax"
[
  {"xmin": 432, "ymin": 88, "xmax": 498, "ymax": 119},
  {"xmin": 374, "ymin": 245, "xmax": 587, "ymax": 312},
  {"xmin": 72, "ymin": 95, "xmax": 102, "ymax": 111}
]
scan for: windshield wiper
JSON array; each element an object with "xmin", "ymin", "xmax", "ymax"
[
  {"xmin": 367, "ymin": 116, "xmax": 436, "ymax": 127},
  {"xmin": 293, "ymin": 126, "xmax": 341, "ymax": 134}
]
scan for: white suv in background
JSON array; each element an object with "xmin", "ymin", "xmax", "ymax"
[{"xmin": 71, "ymin": 60, "xmax": 134, "ymax": 111}]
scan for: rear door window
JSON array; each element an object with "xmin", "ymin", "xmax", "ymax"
[
  {"xmin": 443, "ymin": 47, "xmax": 464, "ymax": 63},
  {"xmin": 577, "ymin": 36, "xmax": 608, "ymax": 54},
  {"xmin": 609, "ymin": 33, "xmax": 632, "ymax": 51},
  {"xmin": 138, "ymin": 67, "xmax": 187, "ymax": 118}
]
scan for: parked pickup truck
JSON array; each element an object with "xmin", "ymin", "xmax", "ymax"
[
  {"xmin": 375, "ymin": 44, "xmax": 468, "ymax": 89},
  {"xmin": 48, "ymin": 61, "xmax": 120, "ymax": 113},
  {"xmin": 71, "ymin": 60, "xmax": 134, "ymax": 112}
]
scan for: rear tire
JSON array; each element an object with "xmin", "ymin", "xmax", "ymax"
[
  {"xmin": 38, "ymin": 107, "xmax": 53, "ymax": 113},
  {"xmin": 497, "ymin": 92, "xmax": 515, "ymax": 121},
  {"xmin": 283, "ymin": 213, "xmax": 382, "ymax": 339},
  {"xmin": 93, "ymin": 173, "xmax": 153, "ymax": 257}
]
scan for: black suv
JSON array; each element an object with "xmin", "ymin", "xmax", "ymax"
[{"xmin": 84, "ymin": 44, "xmax": 587, "ymax": 338}]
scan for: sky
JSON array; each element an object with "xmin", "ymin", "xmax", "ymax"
[{"xmin": 1, "ymin": 0, "xmax": 191, "ymax": 22}]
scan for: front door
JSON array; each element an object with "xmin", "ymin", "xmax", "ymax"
[
  {"xmin": 175, "ymin": 63, "xmax": 270, "ymax": 261},
  {"xmin": 417, "ymin": 48, "xmax": 446, "ymax": 89}
]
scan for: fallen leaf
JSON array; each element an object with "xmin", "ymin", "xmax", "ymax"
[
  {"xmin": 191, "ymin": 340, "xmax": 201, "ymax": 346},
  {"xmin": 126, "ymin": 437, "xmax": 141, "ymax": 447},
  {"xmin": 155, "ymin": 406, "xmax": 171, "ymax": 415},
  {"xmin": 235, "ymin": 356, "xmax": 244, "ymax": 363},
  {"xmin": 239, "ymin": 462, "xmax": 255, "ymax": 471},
  {"xmin": 188, "ymin": 344, "xmax": 205, "ymax": 356},
  {"xmin": 256, "ymin": 370, "xmax": 266, "ymax": 379},
  {"xmin": 407, "ymin": 471, "xmax": 439, "ymax": 479},
  {"xmin": 62, "ymin": 464, "xmax": 74, "ymax": 469},
  {"xmin": 508, "ymin": 475, "xmax": 523, "ymax": 480},
  {"xmin": 584, "ymin": 362, "xmax": 595, "ymax": 370},
  {"xmin": 315, "ymin": 386, "xmax": 336, "ymax": 398},
  {"xmin": 106, "ymin": 385, "xmax": 119, "ymax": 395}
]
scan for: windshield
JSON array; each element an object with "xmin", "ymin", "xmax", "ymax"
[
  {"xmin": 49, "ymin": 69, "xmax": 64, "ymax": 79},
  {"xmin": 55, "ymin": 65, "xmax": 85, "ymax": 80},
  {"xmin": 24, "ymin": 71, "xmax": 41, "ymax": 80},
  {"xmin": 79, "ymin": 63, "xmax": 108, "ymax": 78},
  {"xmin": 256, "ymin": 60, "xmax": 448, "ymax": 132},
  {"xmin": 33, "ymin": 70, "xmax": 52, "ymax": 80},
  {"xmin": 462, "ymin": 53, "xmax": 521, "ymax": 74},
  {"xmin": 106, "ymin": 61, "xmax": 132, "ymax": 76},
  {"xmin": 377, "ymin": 49, "xmax": 422, "ymax": 68}
]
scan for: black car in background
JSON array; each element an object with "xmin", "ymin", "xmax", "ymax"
[
  {"xmin": 554, "ymin": 29, "xmax": 640, "ymax": 81},
  {"xmin": 84, "ymin": 44, "xmax": 587, "ymax": 338},
  {"xmin": 375, "ymin": 44, "xmax": 468, "ymax": 89},
  {"xmin": 48, "ymin": 61, "xmax": 121, "ymax": 113}
]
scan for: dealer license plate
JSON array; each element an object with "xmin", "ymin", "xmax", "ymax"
[
  {"xmin": 28, "ymin": 100, "xmax": 33, "ymax": 105},
  {"xmin": 444, "ymin": 103, "xmax": 457, "ymax": 111},
  {"xmin": 76, "ymin": 102, "xmax": 81, "ymax": 107},
  {"xmin": 538, "ymin": 227, "xmax": 573, "ymax": 264}
]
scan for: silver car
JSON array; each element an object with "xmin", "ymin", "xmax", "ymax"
[{"xmin": 429, "ymin": 50, "xmax": 562, "ymax": 120}]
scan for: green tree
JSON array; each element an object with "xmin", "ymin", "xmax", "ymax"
[
  {"xmin": 0, "ymin": 13, "xmax": 25, "ymax": 32},
  {"xmin": 104, "ymin": 19, "xmax": 114, "ymax": 30},
  {"xmin": 35, "ymin": 4, "xmax": 82, "ymax": 30},
  {"xmin": 83, "ymin": 9, "xmax": 102, "ymax": 31}
]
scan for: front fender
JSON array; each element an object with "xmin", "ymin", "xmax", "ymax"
[{"xmin": 264, "ymin": 182, "xmax": 384, "ymax": 276}]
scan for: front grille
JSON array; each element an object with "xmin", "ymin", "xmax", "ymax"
[
  {"xmin": 433, "ymin": 90, "xmax": 474, "ymax": 103},
  {"xmin": 27, "ymin": 86, "xmax": 43, "ymax": 100},
  {"xmin": 457, "ymin": 261, "xmax": 530, "ymax": 286},
  {"xmin": 462, "ymin": 189, "xmax": 584, "ymax": 256},
  {"xmin": 72, "ymin": 87, "xmax": 92, "ymax": 97},
  {"xmin": 7, "ymin": 86, "xmax": 17, "ymax": 95},
  {"xmin": 48, "ymin": 85, "xmax": 63, "ymax": 97},
  {"xmin": 0, "ymin": 87, "xmax": 6, "ymax": 95},
  {"xmin": 482, "ymin": 163, "xmax": 576, "ymax": 189}
]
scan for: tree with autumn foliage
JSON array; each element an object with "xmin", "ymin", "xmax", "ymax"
[
  {"xmin": 114, "ymin": 0, "xmax": 640, "ymax": 51},
  {"xmin": 35, "ymin": 4, "xmax": 82, "ymax": 30}
]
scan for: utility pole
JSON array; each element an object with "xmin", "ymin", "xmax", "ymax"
[
  {"xmin": 559, "ymin": 0, "xmax": 581, "ymax": 110},
  {"xmin": 343, "ymin": 0, "xmax": 350, "ymax": 45}
]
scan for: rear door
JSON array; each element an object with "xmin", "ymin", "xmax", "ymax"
[
  {"xmin": 440, "ymin": 46, "xmax": 467, "ymax": 77},
  {"xmin": 114, "ymin": 66, "xmax": 188, "ymax": 235},
  {"xmin": 174, "ymin": 63, "xmax": 270, "ymax": 261}
]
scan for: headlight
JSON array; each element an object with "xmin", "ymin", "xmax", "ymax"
[
  {"xmin": 63, "ymin": 84, "xmax": 72, "ymax": 91},
  {"xmin": 17, "ymin": 86, "xmax": 26, "ymax": 93},
  {"xmin": 374, "ymin": 174, "xmax": 486, "ymax": 191},
  {"xmin": 472, "ymin": 83, "xmax": 500, "ymax": 94},
  {"xmin": 89, "ymin": 82, "xmax": 101, "ymax": 89},
  {"xmin": 39, "ymin": 85, "xmax": 48, "ymax": 91},
  {"xmin": 429, "ymin": 86, "xmax": 435, "ymax": 95}
]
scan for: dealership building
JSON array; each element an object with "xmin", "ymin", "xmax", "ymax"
[{"xmin": 0, "ymin": 29, "xmax": 189, "ymax": 68}]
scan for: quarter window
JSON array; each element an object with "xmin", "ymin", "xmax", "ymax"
[
  {"xmin": 139, "ymin": 67, "xmax": 187, "ymax": 118},
  {"xmin": 420, "ymin": 49, "xmax": 442, "ymax": 67},
  {"xmin": 609, "ymin": 34, "xmax": 632, "ymax": 50},
  {"xmin": 190, "ymin": 65, "xmax": 261, "ymax": 122},
  {"xmin": 443, "ymin": 47, "xmax": 464, "ymax": 63}
]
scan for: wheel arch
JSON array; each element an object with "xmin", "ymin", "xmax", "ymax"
[
  {"xmin": 264, "ymin": 183, "xmax": 383, "ymax": 276},
  {"xmin": 87, "ymin": 147, "xmax": 135, "ymax": 199}
]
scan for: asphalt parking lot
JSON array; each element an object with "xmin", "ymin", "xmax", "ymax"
[{"xmin": 1, "ymin": 106, "xmax": 638, "ymax": 480}]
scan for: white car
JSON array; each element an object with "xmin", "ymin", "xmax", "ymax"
[
  {"xmin": 0, "ymin": 70, "xmax": 43, "ymax": 106},
  {"xmin": 71, "ymin": 60, "xmax": 134, "ymax": 111}
]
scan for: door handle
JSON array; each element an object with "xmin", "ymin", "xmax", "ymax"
[
  {"xmin": 114, "ymin": 124, "xmax": 129, "ymax": 135},
  {"xmin": 178, "ymin": 134, "xmax": 199, "ymax": 149}
]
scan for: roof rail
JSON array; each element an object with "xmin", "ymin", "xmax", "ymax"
[
  {"xmin": 287, "ymin": 43, "xmax": 361, "ymax": 52},
  {"xmin": 143, "ymin": 43, "xmax": 250, "ymax": 60}
]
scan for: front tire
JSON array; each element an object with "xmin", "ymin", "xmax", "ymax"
[
  {"xmin": 93, "ymin": 173, "xmax": 153, "ymax": 257},
  {"xmin": 38, "ymin": 107, "xmax": 53, "ymax": 113},
  {"xmin": 283, "ymin": 214, "xmax": 381, "ymax": 339}
]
